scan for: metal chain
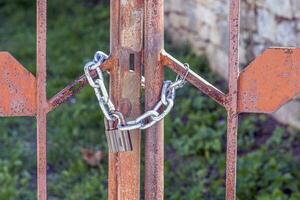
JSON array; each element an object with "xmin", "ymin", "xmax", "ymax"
[
  {"xmin": 84, "ymin": 51, "xmax": 189, "ymax": 131},
  {"xmin": 84, "ymin": 51, "xmax": 115, "ymax": 121}
]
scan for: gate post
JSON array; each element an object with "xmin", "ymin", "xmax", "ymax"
[
  {"xmin": 108, "ymin": 0, "xmax": 143, "ymax": 199},
  {"xmin": 144, "ymin": 0, "xmax": 165, "ymax": 199}
]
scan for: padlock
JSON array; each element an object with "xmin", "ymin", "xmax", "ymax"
[{"xmin": 105, "ymin": 112, "xmax": 133, "ymax": 153}]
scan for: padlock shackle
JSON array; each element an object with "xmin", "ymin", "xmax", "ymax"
[{"xmin": 110, "ymin": 110, "xmax": 126, "ymax": 126}]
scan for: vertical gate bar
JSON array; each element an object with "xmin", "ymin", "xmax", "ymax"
[
  {"xmin": 144, "ymin": 0, "xmax": 164, "ymax": 199},
  {"xmin": 37, "ymin": 0, "xmax": 48, "ymax": 200},
  {"xmin": 108, "ymin": 1, "xmax": 120, "ymax": 198},
  {"xmin": 108, "ymin": 0, "xmax": 143, "ymax": 199},
  {"xmin": 226, "ymin": 0, "xmax": 240, "ymax": 200}
]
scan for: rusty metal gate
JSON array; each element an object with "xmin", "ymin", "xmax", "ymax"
[{"xmin": 1, "ymin": 0, "xmax": 299, "ymax": 200}]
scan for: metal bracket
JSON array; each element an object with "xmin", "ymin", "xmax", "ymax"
[{"xmin": 0, "ymin": 52, "xmax": 36, "ymax": 116}]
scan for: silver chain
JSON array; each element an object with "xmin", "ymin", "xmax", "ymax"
[{"xmin": 84, "ymin": 51, "xmax": 189, "ymax": 131}]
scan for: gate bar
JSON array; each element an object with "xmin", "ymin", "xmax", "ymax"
[
  {"xmin": 37, "ymin": 0, "xmax": 48, "ymax": 199},
  {"xmin": 47, "ymin": 59, "xmax": 114, "ymax": 113},
  {"xmin": 108, "ymin": 0, "xmax": 142, "ymax": 199},
  {"xmin": 226, "ymin": 0, "xmax": 240, "ymax": 199},
  {"xmin": 161, "ymin": 50, "xmax": 226, "ymax": 106},
  {"xmin": 144, "ymin": 0, "xmax": 165, "ymax": 199}
]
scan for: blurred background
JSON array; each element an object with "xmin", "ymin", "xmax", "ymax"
[{"xmin": 0, "ymin": 0, "xmax": 300, "ymax": 199}]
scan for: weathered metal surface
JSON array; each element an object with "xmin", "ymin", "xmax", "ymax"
[
  {"xmin": 48, "ymin": 73, "xmax": 89, "ymax": 113},
  {"xmin": 226, "ymin": 0, "xmax": 240, "ymax": 200},
  {"xmin": 239, "ymin": 48, "xmax": 300, "ymax": 113},
  {"xmin": 37, "ymin": 0, "xmax": 48, "ymax": 200},
  {"xmin": 144, "ymin": 0, "xmax": 164, "ymax": 199},
  {"xmin": 108, "ymin": 0, "xmax": 119, "ymax": 198},
  {"xmin": 0, "ymin": 52, "xmax": 36, "ymax": 116},
  {"xmin": 108, "ymin": 0, "xmax": 142, "ymax": 199},
  {"xmin": 47, "ymin": 58, "xmax": 114, "ymax": 113},
  {"xmin": 120, "ymin": 0, "xmax": 143, "ymax": 51},
  {"xmin": 161, "ymin": 50, "xmax": 226, "ymax": 106}
]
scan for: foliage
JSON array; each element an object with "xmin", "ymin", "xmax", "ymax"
[{"xmin": 0, "ymin": 1, "xmax": 300, "ymax": 199}]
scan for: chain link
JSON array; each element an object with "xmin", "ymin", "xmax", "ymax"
[{"xmin": 85, "ymin": 51, "xmax": 189, "ymax": 131}]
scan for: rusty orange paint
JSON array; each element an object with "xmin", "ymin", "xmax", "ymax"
[
  {"xmin": 0, "ymin": 52, "xmax": 36, "ymax": 116},
  {"xmin": 144, "ymin": 0, "xmax": 165, "ymax": 199},
  {"xmin": 36, "ymin": 0, "xmax": 48, "ymax": 199},
  {"xmin": 108, "ymin": 0, "xmax": 143, "ymax": 199},
  {"xmin": 226, "ymin": 1, "xmax": 240, "ymax": 199},
  {"xmin": 239, "ymin": 48, "xmax": 300, "ymax": 113},
  {"xmin": 161, "ymin": 50, "xmax": 226, "ymax": 106}
]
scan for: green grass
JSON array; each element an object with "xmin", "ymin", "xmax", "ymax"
[{"xmin": 1, "ymin": 1, "xmax": 300, "ymax": 199}]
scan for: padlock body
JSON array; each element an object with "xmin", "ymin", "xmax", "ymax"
[{"xmin": 105, "ymin": 128, "xmax": 133, "ymax": 153}]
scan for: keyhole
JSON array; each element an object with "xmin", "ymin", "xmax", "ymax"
[{"xmin": 129, "ymin": 53, "xmax": 135, "ymax": 71}]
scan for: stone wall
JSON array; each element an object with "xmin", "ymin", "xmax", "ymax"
[{"xmin": 165, "ymin": 0, "xmax": 300, "ymax": 129}]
